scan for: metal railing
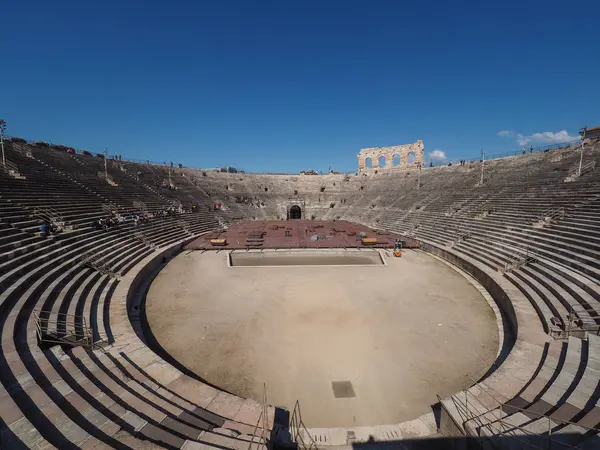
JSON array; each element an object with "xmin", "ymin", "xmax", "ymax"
[
  {"xmin": 101, "ymin": 202, "xmax": 119, "ymax": 214},
  {"xmin": 10, "ymin": 142, "xmax": 33, "ymax": 158},
  {"xmin": 533, "ymin": 207, "xmax": 565, "ymax": 227},
  {"xmin": 97, "ymin": 171, "xmax": 118, "ymax": 186},
  {"xmin": 247, "ymin": 384, "xmax": 270, "ymax": 450},
  {"xmin": 473, "ymin": 203, "xmax": 495, "ymax": 219},
  {"xmin": 33, "ymin": 310, "xmax": 94, "ymax": 349},
  {"xmin": 562, "ymin": 304, "xmax": 600, "ymax": 338},
  {"xmin": 177, "ymin": 220, "xmax": 190, "ymax": 232},
  {"xmin": 132, "ymin": 231, "xmax": 156, "ymax": 249},
  {"xmin": 33, "ymin": 205, "xmax": 66, "ymax": 230},
  {"xmin": 566, "ymin": 160, "xmax": 596, "ymax": 180},
  {"xmin": 499, "ymin": 247, "xmax": 538, "ymax": 274},
  {"xmin": 0, "ymin": 158, "xmax": 21, "ymax": 176},
  {"xmin": 5, "ymin": 134, "xmax": 584, "ymax": 175},
  {"xmin": 442, "ymin": 373, "xmax": 600, "ymax": 450},
  {"xmin": 289, "ymin": 400, "xmax": 318, "ymax": 450},
  {"xmin": 82, "ymin": 251, "xmax": 121, "ymax": 278},
  {"xmin": 133, "ymin": 200, "xmax": 147, "ymax": 212}
]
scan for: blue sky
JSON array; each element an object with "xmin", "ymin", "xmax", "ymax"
[{"xmin": 2, "ymin": 1, "xmax": 598, "ymax": 172}]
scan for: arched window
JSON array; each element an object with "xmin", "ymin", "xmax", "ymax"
[
  {"xmin": 365, "ymin": 157, "xmax": 373, "ymax": 169},
  {"xmin": 392, "ymin": 154, "xmax": 400, "ymax": 166},
  {"xmin": 289, "ymin": 205, "xmax": 302, "ymax": 219},
  {"xmin": 378, "ymin": 155, "xmax": 386, "ymax": 168},
  {"xmin": 407, "ymin": 152, "xmax": 416, "ymax": 165}
]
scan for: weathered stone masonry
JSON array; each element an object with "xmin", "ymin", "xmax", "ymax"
[{"xmin": 357, "ymin": 140, "xmax": 424, "ymax": 171}]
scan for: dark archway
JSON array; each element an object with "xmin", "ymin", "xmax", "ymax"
[{"xmin": 288, "ymin": 205, "xmax": 302, "ymax": 220}]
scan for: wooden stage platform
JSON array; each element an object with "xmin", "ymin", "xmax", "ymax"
[{"xmin": 185, "ymin": 220, "xmax": 414, "ymax": 250}]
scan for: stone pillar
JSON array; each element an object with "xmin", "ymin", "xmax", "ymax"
[
  {"xmin": 400, "ymin": 154, "xmax": 408, "ymax": 169},
  {"xmin": 357, "ymin": 157, "xmax": 365, "ymax": 171},
  {"xmin": 416, "ymin": 140, "xmax": 425, "ymax": 166},
  {"xmin": 386, "ymin": 154, "xmax": 394, "ymax": 167}
]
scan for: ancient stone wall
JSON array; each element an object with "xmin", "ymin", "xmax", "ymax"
[{"xmin": 357, "ymin": 140, "xmax": 424, "ymax": 171}]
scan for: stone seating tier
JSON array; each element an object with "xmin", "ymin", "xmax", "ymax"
[{"xmin": 1, "ymin": 139, "xmax": 599, "ymax": 447}]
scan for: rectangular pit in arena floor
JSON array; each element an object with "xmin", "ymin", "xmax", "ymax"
[{"xmin": 185, "ymin": 220, "xmax": 416, "ymax": 250}]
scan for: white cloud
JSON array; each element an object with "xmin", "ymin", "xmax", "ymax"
[
  {"xmin": 528, "ymin": 130, "xmax": 578, "ymax": 144},
  {"xmin": 498, "ymin": 129, "xmax": 579, "ymax": 147},
  {"xmin": 516, "ymin": 134, "xmax": 529, "ymax": 146},
  {"xmin": 429, "ymin": 149, "xmax": 447, "ymax": 162},
  {"xmin": 497, "ymin": 130, "xmax": 514, "ymax": 137}
]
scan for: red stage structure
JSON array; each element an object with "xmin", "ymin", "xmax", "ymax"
[{"xmin": 185, "ymin": 220, "xmax": 418, "ymax": 250}]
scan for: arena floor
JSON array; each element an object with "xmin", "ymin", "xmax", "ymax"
[{"xmin": 145, "ymin": 248, "xmax": 499, "ymax": 428}]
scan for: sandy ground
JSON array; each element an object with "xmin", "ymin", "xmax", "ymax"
[{"xmin": 145, "ymin": 249, "xmax": 499, "ymax": 428}]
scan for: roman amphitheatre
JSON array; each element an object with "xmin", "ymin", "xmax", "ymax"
[{"xmin": 1, "ymin": 134, "xmax": 600, "ymax": 450}]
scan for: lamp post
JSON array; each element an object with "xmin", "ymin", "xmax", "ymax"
[
  {"xmin": 0, "ymin": 119, "xmax": 6, "ymax": 170},
  {"xmin": 104, "ymin": 148, "xmax": 108, "ymax": 182},
  {"xmin": 169, "ymin": 161, "xmax": 173, "ymax": 187},
  {"xmin": 480, "ymin": 149, "xmax": 485, "ymax": 186},
  {"xmin": 578, "ymin": 126, "xmax": 587, "ymax": 177}
]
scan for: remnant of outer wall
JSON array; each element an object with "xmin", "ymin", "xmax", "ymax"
[{"xmin": 358, "ymin": 140, "xmax": 424, "ymax": 171}]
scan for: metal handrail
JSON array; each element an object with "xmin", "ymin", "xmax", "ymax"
[
  {"xmin": 568, "ymin": 160, "xmax": 596, "ymax": 177},
  {"xmin": 0, "ymin": 158, "xmax": 19, "ymax": 173},
  {"xmin": 564, "ymin": 304, "xmax": 600, "ymax": 337},
  {"xmin": 447, "ymin": 373, "xmax": 600, "ymax": 450},
  {"xmin": 83, "ymin": 251, "xmax": 121, "ymax": 277},
  {"xmin": 97, "ymin": 170, "xmax": 118, "ymax": 186},
  {"xmin": 33, "ymin": 205, "xmax": 66, "ymax": 229},
  {"xmin": 101, "ymin": 202, "xmax": 119, "ymax": 213},
  {"xmin": 133, "ymin": 200, "xmax": 147, "ymax": 211},
  {"xmin": 247, "ymin": 383, "xmax": 269, "ymax": 450},
  {"xmin": 289, "ymin": 400, "xmax": 318, "ymax": 450},
  {"xmin": 464, "ymin": 374, "xmax": 600, "ymax": 432},
  {"xmin": 33, "ymin": 310, "xmax": 94, "ymax": 349},
  {"xmin": 534, "ymin": 207, "xmax": 565, "ymax": 226}
]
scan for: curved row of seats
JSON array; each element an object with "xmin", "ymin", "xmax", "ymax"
[
  {"xmin": 369, "ymin": 147, "xmax": 600, "ymax": 447},
  {"xmin": 2, "ymin": 143, "xmax": 273, "ymax": 447},
  {"xmin": 2, "ymin": 138, "xmax": 599, "ymax": 448},
  {"xmin": 0, "ymin": 219, "xmax": 270, "ymax": 447}
]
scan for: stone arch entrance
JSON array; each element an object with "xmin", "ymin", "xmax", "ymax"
[{"xmin": 288, "ymin": 205, "xmax": 302, "ymax": 220}]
